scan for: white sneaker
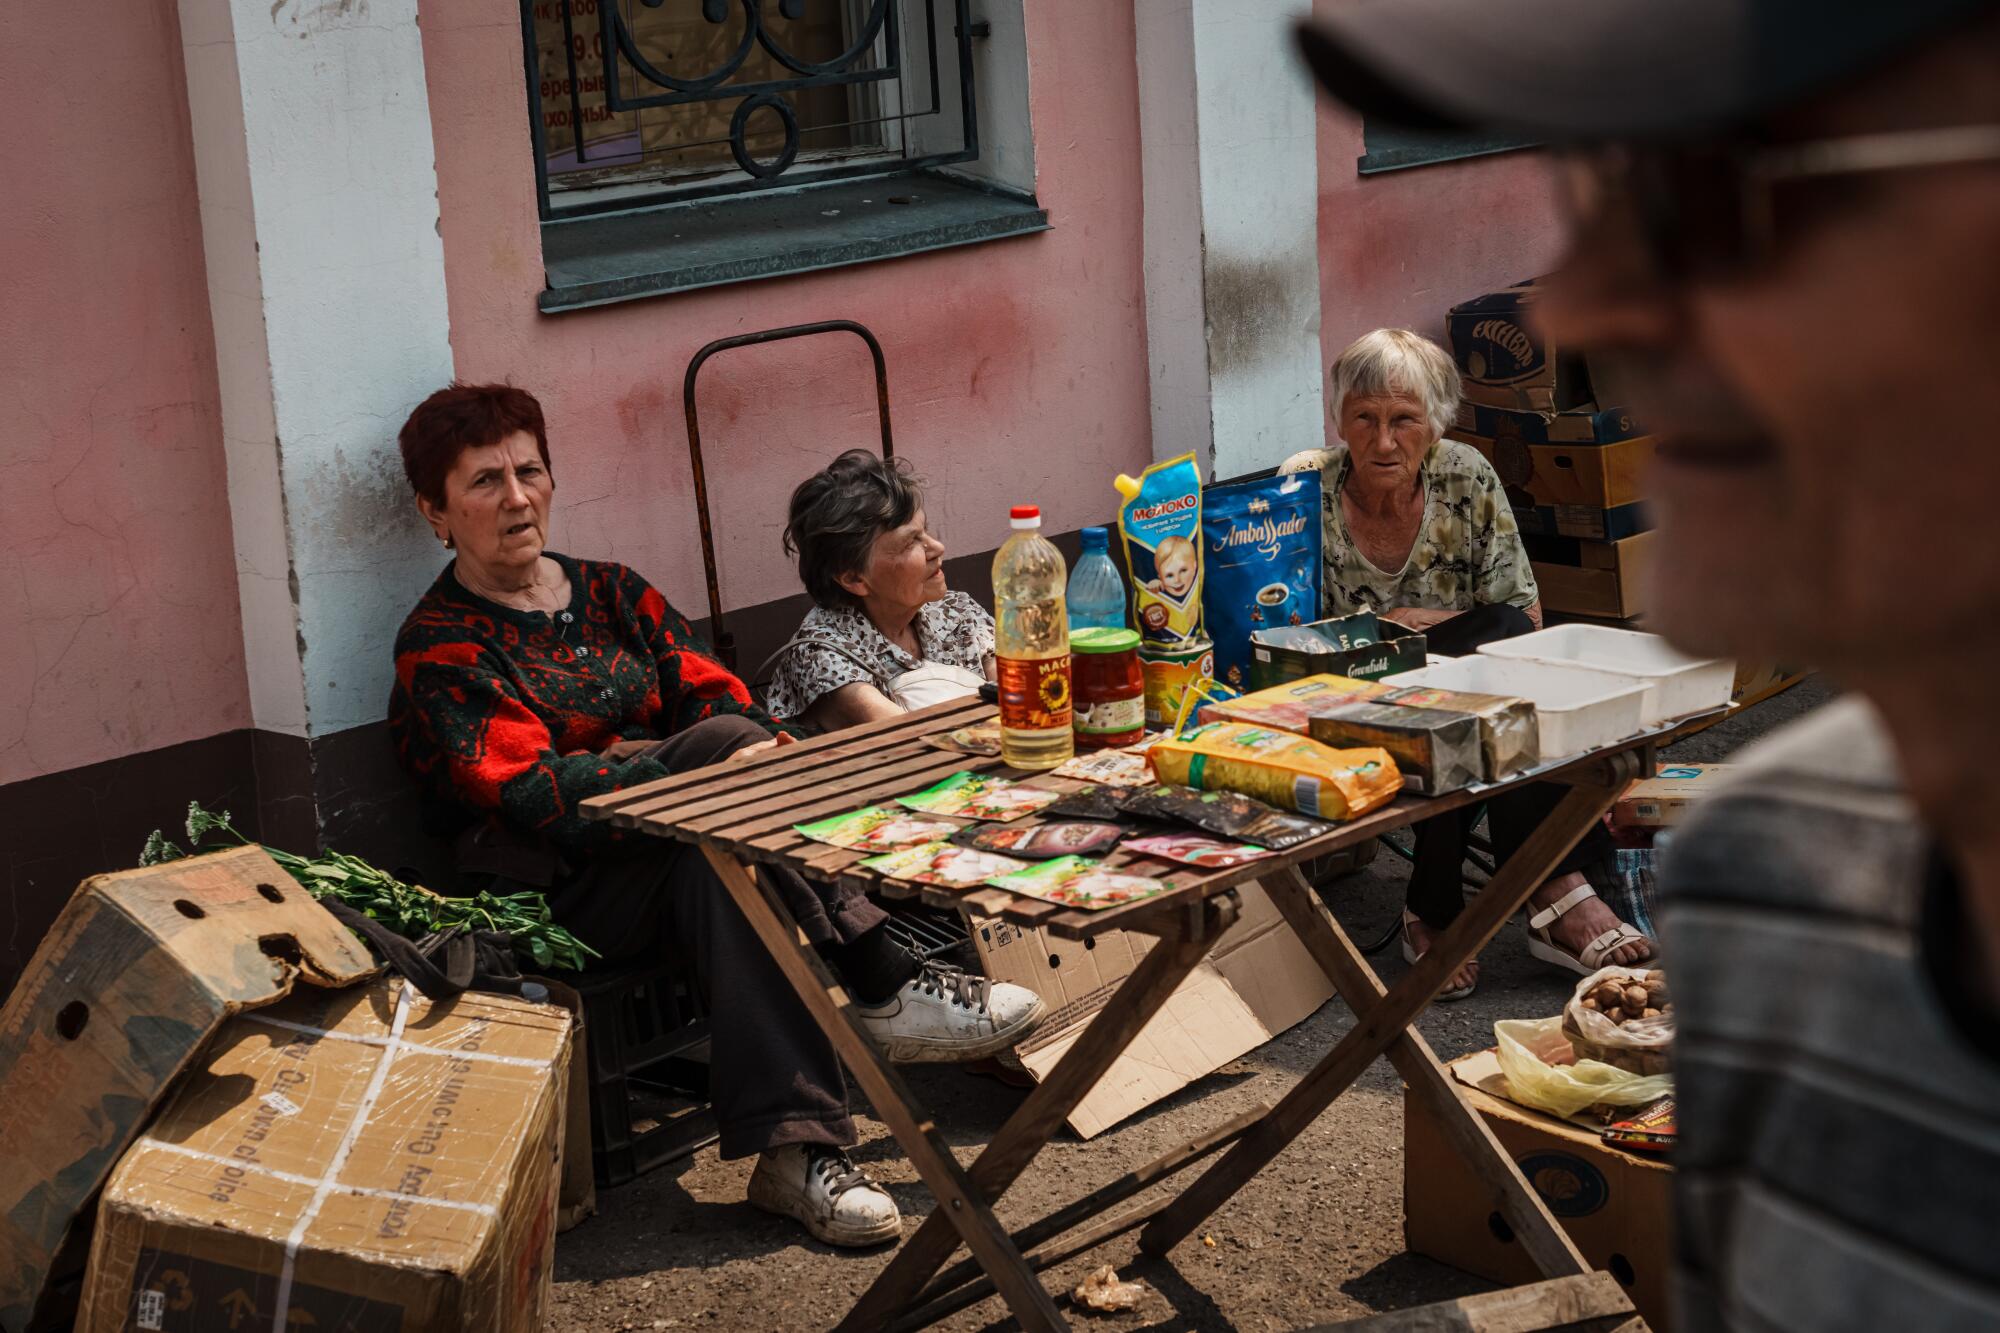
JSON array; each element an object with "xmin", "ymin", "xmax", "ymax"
[
  {"xmin": 747, "ymin": 1144, "xmax": 901, "ymax": 1248},
  {"xmin": 853, "ymin": 961, "xmax": 1047, "ymax": 1063}
]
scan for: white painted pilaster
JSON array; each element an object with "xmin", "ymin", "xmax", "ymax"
[
  {"xmin": 178, "ymin": 0, "xmax": 456, "ymax": 739},
  {"xmin": 1136, "ymin": 0, "xmax": 1326, "ymax": 481}
]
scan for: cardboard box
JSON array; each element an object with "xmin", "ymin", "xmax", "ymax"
[
  {"xmin": 0, "ymin": 848, "xmax": 378, "ymax": 1332},
  {"xmin": 1195, "ymin": 672, "xmax": 1390, "ymax": 734},
  {"xmin": 1464, "ymin": 434, "xmax": 1657, "ymax": 511},
  {"xmin": 1249, "ymin": 614, "xmax": 1427, "ymax": 690},
  {"xmin": 972, "ymin": 882, "xmax": 1334, "ymax": 1138},
  {"xmin": 1446, "ymin": 284, "xmax": 1597, "ymax": 415},
  {"xmin": 1405, "ymin": 1050, "xmax": 1671, "ymax": 1329},
  {"xmin": 1613, "ymin": 763, "xmax": 1734, "ymax": 828},
  {"xmin": 76, "ymin": 979, "xmax": 573, "ymax": 1333},
  {"xmin": 1309, "ymin": 700, "xmax": 1484, "ymax": 795},
  {"xmin": 1455, "ymin": 401, "xmax": 1642, "ymax": 445},
  {"xmin": 1515, "ymin": 501, "xmax": 1651, "ymax": 543},
  {"xmin": 1528, "ymin": 533, "xmax": 1656, "ymax": 620},
  {"xmin": 1379, "ymin": 685, "xmax": 1540, "ymax": 780}
]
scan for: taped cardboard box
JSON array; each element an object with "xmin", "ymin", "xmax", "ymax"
[
  {"xmin": 1464, "ymin": 434, "xmax": 1657, "ymax": 511},
  {"xmin": 1527, "ymin": 533, "xmax": 1656, "ymax": 620},
  {"xmin": 1514, "ymin": 501, "xmax": 1652, "ymax": 544},
  {"xmin": 76, "ymin": 978, "xmax": 572, "ymax": 1333},
  {"xmin": 1454, "ymin": 401, "xmax": 1641, "ymax": 445},
  {"xmin": 1445, "ymin": 283, "xmax": 1597, "ymax": 415},
  {"xmin": 975, "ymin": 882, "xmax": 1334, "ymax": 1138},
  {"xmin": 0, "ymin": 847, "xmax": 377, "ymax": 1333},
  {"xmin": 1405, "ymin": 1049, "xmax": 1671, "ymax": 1330},
  {"xmin": 1612, "ymin": 763, "xmax": 1735, "ymax": 829}
]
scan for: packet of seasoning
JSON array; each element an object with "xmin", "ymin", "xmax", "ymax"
[
  {"xmin": 986, "ymin": 856, "xmax": 1172, "ymax": 910},
  {"xmin": 860, "ymin": 841, "xmax": 1027, "ymax": 887},
  {"xmin": 950, "ymin": 821, "xmax": 1128, "ymax": 860},
  {"xmin": 923, "ymin": 721, "xmax": 1003, "ymax": 757},
  {"xmin": 1045, "ymin": 784, "xmax": 1143, "ymax": 822},
  {"xmin": 1308, "ymin": 700, "xmax": 1484, "ymax": 795},
  {"xmin": 1123, "ymin": 832, "xmax": 1272, "ymax": 868},
  {"xmin": 898, "ymin": 771, "xmax": 1061, "ymax": 821},
  {"xmin": 1119, "ymin": 784, "xmax": 1336, "ymax": 851},
  {"xmin": 1052, "ymin": 745, "xmax": 1157, "ymax": 786},
  {"xmin": 793, "ymin": 807, "xmax": 963, "ymax": 852}
]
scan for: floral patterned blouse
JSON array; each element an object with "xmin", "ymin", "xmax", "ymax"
[
  {"xmin": 1285, "ymin": 440, "xmax": 1538, "ymax": 618},
  {"xmin": 763, "ymin": 590, "xmax": 996, "ymax": 720}
]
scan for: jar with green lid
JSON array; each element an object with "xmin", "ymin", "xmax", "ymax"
[{"xmin": 1071, "ymin": 627, "xmax": 1145, "ymax": 750}]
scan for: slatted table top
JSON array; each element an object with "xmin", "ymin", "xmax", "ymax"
[{"xmin": 580, "ymin": 696, "xmax": 1698, "ymax": 941}]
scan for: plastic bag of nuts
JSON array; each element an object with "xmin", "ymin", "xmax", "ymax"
[{"xmin": 1560, "ymin": 965, "xmax": 1673, "ymax": 1076}]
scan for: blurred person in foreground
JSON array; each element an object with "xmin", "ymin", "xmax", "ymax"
[{"xmin": 1298, "ymin": 1, "xmax": 2000, "ymax": 1327}]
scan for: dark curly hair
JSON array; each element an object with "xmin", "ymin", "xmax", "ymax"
[
  {"xmin": 783, "ymin": 450, "xmax": 924, "ymax": 610},
  {"xmin": 397, "ymin": 382, "xmax": 551, "ymax": 508}
]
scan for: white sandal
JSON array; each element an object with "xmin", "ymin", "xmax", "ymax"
[
  {"xmin": 1525, "ymin": 883, "xmax": 1653, "ymax": 976},
  {"xmin": 1401, "ymin": 910, "xmax": 1477, "ymax": 1002}
]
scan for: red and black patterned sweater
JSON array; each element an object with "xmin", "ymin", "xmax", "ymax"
[{"xmin": 389, "ymin": 553, "xmax": 799, "ymax": 856}]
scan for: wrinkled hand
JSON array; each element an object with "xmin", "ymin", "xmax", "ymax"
[{"xmin": 728, "ymin": 731, "xmax": 799, "ymax": 763}]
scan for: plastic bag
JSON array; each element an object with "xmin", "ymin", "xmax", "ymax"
[
  {"xmin": 1494, "ymin": 1016, "xmax": 1673, "ymax": 1119},
  {"xmin": 1202, "ymin": 470, "xmax": 1320, "ymax": 690},
  {"xmin": 1147, "ymin": 722, "xmax": 1402, "ymax": 820},
  {"xmin": 1562, "ymin": 965, "xmax": 1673, "ymax": 1076},
  {"xmin": 1114, "ymin": 454, "xmax": 1206, "ymax": 647}
]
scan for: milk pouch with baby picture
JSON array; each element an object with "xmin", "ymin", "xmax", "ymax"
[
  {"xmin": 1115, "ymin": 453, "xmax": 1206, "ymax": 648},
  {"xmin": 1202, "ymin": 470, "xmax": 1321, "ymax": 690}
]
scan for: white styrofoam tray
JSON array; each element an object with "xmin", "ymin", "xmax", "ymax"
[
  {"xmin": 1475, "ymin": 624, "xmax": 1733, "ymax": 725},
  {"xmin": 1382, "ymin": 655, "xmax": 1650, "ymax": 760}
]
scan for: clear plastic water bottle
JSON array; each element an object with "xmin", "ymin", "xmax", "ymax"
[{"xmin": 1067, "ymin": 526, "xmax": 1128, "ymax": 632}]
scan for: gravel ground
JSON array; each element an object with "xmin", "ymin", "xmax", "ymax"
[{"xmin": 550, "ymin": 677, "xmax": 1831, "ymax": 1332}]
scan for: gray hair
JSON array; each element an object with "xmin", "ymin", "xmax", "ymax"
[
  {"xmin": 783, "ymin": 449, "xmax": 924, "ymax": 610},
  {"xmin": 1330, "ymin": 328, "xmax": 1461, "ymax": 442}
]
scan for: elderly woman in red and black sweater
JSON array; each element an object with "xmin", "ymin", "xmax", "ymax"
[{"xmin": 387, "ymin": 383, "xmax": 1043, "ymax": 1249}]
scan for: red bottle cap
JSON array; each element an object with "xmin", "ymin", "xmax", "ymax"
[{"xmin": 1009, "ymin": 505, "xmax": 1040, "ymax": 520}]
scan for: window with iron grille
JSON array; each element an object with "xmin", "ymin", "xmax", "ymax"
[{"xmin": 522, "ymin": 0, "xmax": 982, "ymax": 221}]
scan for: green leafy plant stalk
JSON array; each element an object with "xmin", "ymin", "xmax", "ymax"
[{"xmin": 143, "ymin": 801, "xmax": 598, "ymax": 973}]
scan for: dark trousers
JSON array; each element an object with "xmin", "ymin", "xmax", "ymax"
[
  {"xmin": 1404, "ymin": 604, "xmax": 1615, "ymax": 931},
  {"xmin": 541, "ymin": 716, "xmax": 889, "ymax": 1159}
]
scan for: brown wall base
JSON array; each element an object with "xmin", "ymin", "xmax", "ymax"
[{"xmin": 0, "ymin": 528, "xmax": 1099, "ymax": 1000}]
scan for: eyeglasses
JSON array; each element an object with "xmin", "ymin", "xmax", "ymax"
[{"xmin": 1559, "ymin": 124, "xmax": 2000, "ymax": 280}]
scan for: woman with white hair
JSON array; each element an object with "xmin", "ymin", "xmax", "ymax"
[{"xmin": 1282, "ymin": 328, "xmax": 1651, "ymax": 999}]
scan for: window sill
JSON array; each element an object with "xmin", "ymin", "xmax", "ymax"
[{"xmin": 538, "ymin": 171, "xmax": 1051, "ymax": 314}]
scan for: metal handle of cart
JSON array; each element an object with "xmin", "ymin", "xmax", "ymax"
[{"xmin": 682, "ymin": 319, "xmax": 895, "ymax": 673}]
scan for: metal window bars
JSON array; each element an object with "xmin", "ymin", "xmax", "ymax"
[{"xmin": 521, "ymin": 0, "xmax": 982, "ymax": 221}]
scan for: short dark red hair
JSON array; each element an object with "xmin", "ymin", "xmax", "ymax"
[{"xmin": 398, "ymin": 382, "xmax": 552, "ymax": 507}]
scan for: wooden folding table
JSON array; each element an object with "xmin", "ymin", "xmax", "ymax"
[{"xmin": 581, "ymin": 697, "xmax": 1681, "ymax": 1331}]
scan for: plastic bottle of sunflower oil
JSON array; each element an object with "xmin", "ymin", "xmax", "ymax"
[{"xmin": 993, "ymin": 505, "xmax": 1074, "ymax": 770}]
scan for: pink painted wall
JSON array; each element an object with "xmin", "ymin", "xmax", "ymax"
[
  {"xmin": 418, "ymin": 0, "xmax": 1153, "ymax": 625},
  {"xmin": 0, "ymin": 0, "xmax": 247, "ymax": 785},
  {"xmin": 1309, "ymin": 2, "xmax": 1565, "ymax": 445}
]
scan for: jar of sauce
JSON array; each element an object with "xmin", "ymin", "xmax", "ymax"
[{"xmin": 1071, "ymin": 627, "xmax": 1145, "ymax": 750}]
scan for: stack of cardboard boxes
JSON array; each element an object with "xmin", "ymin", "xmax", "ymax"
[{"xmin": 1446, "ymin": 282, "xmax": 1655, "ymax": 622}]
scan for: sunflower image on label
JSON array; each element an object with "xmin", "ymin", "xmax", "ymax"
[{"xmin": 997, "ymin": 654, "xmax": 1072, "ymax": 732}]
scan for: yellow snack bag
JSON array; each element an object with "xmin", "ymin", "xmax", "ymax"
[
  {"xmin": 1115, "ymin": 453, "xmax": 1206, "ymax": 646},
  {"xmin": 1148, "ymin": 722, "xmax": 1402, "ymax": 820}
]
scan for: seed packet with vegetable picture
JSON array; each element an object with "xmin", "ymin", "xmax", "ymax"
[
  {"xmin": 793, "ymin": 807, "xmax": 962, "ymax": 852},
  {"xmin": 985, "ymin": 857, "xmax": 1172, "ymax": 910},
  {"xmin": 897, "ymin": 771, "xmax": 1061, "ymax": 821},
  {"xmin": 950, "ymin": 821, "xmax": 1128, "ymax": 860},
  {"xmin": 1123, "ymin": 833, "xmax": 1273, "ymax": 869},
  {"xmin": 861, "ymin": 841, "xmax": 1027, "ymax": 887},
  {"xmin": 924, "ymin": 721, "xmax": 1003, "ymax": 757}
]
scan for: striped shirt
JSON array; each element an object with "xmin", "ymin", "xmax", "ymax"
[{"xmin": 1661, "ymin": 697, "xmax": 2000, "ymax": 1330}]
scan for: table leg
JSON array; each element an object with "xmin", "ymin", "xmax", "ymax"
[
  {"xmin": 1261, "ymin": 864, "xmax": 1591, "ymax": 1279},
  {"xmin": 1139, "ymin": 758, "xmax": 1636, "ymax": 1257},
  {"xmin": 698, "ymin": 846, "xmax": 1069, "ymax": 1333},
  {"xmin": 841, "ymin": 892, "xmax": 1240, "ymax": 1331}
]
